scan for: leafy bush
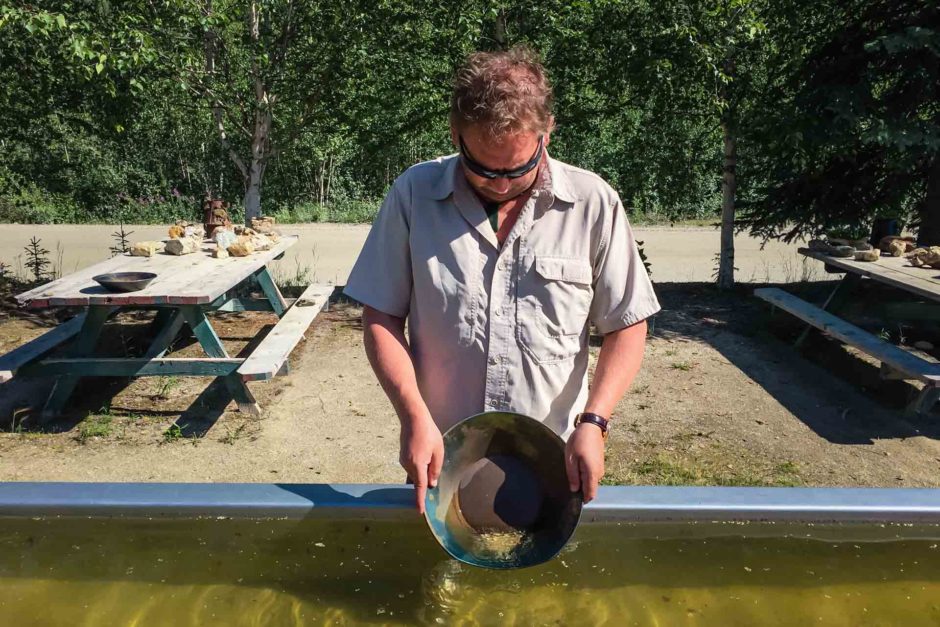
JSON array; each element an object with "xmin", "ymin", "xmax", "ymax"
[{"xmin": 272, "ymin": 199, "xmax": 380, "ymax": 224}]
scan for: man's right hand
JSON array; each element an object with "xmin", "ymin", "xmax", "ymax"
[{"xmin": 399, "ymin": 415, "xmax": 444, "ymax": 514}]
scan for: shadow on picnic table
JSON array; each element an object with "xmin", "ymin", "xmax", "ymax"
[{"xmin": 649, "ymin": 282, "xmax": 940, "ymax": 446}]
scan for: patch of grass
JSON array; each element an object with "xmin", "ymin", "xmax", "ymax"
[
  {"xmin": 604, "ymin": 454, "xmax": 803, "ymax": 488},
  {"xmin": 772, "ymin": 461, "xmax": 802, "ymax": 484},
  {"xmin": 670, "ymin": 361, "xmax": 693, "ymax": 371},
  {"xmin": 162, "ymin": 423, "xmax": 185, "ymax": 443},
  {"xmin": 631, "ymin": 384, "xmax": 650, "ymax": 395},
  {"xmin": 77, "ymin": 414, "xmax": 114, "ymax": 443}
]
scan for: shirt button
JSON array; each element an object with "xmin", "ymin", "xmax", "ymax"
[{"xmin": 498, "ymin": 261, "xmax": 508, "ymax": 271}]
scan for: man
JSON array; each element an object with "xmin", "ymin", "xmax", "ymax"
[{"xmin": 344, "ymin": 47, "xmax": 660, "ymax": 513}]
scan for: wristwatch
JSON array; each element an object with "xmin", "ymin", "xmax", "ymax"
[{"xmin": 575, "ymin": 412, "xmax": 610, "ymax": 440}]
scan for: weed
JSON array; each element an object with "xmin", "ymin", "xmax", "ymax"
[
  {"xmin": 664, "ymin": 349, "xmax": 678, "ymax": 357},
  {"xmin": 219, "ymin": 423, "xmax": 248, "ymax": 445},
  {"xmin": 773, "ymin": 460, "xmax": 801, "ymax": 480},
  {"xmin": 153, "ymin": 376, "xmax": 180, "ymax": 400},
  {"xmin": 671, "ymin": 361, "xmax": 693, "ymax": 371},
  {"xmin": 52, "ymin": 241, "xmax": 63, "ymax": 280},
  {"xmin": 162, "ymin": 423, "xmax": 185, "ymax": 443},
  {"xmin": 273, "ymin": 250, "xmax": 316, "ymax": 293},
  {"xmin": 799, "ymin": 257, "xmax": 819, "ymax": 283},
  {"xmin": 877, "ymin": 328, "xmax": 891, "ymax": 341},
  {"xmin": 77, "ymin": 414, "xmax": 114, "ymax": 443},
  {"xmin": 10, "ymin": 407, "xmax": 32, "ymax": 434},
  {"xmin": 631, "ymin": 384, "xmax": 650, "ymax": 395}
]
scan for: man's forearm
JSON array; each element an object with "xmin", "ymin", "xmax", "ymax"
[
  {"xmin": 361, "ymin": 306, "xmax": 431, "ymax": 426},
  {"xmin": 583, "ymin": 320, "xmax": 648, "ymax": 420}
]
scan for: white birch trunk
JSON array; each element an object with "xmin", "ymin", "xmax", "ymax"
[{"xmin": 717, "ymin": 120, "xmax": 737, "ymax": 290}]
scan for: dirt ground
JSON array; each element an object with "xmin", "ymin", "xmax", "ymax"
[{"xmin": 2, "ymin": 271, "xmax": 939, "ymax": 487}]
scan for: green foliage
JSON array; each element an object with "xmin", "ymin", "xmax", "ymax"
[
  {"xmin": 738, "ymin": 0, "xmax": 938, "ymax": 242},
  {"xmin": 272, "ymin": 199, "xmax": 380, "ymax": 225},
  {"xmin": 0, "ymin": 0, "xmax": 932, "ymax": 249},
  {"xmin": 109, "ymin": 223, "xmax": 134, "ymax": 256},
  {"xmin": 77, "ymin": 414, "xmax": 113, "ymax": 443},
  {"xmin": 23, "ymin": 237, "xmax": 50, "ymax": 282},
  {"xmin": 825, "ymin": 225, "xmax": 870, "ymax": 242},
  {"xmin": 162, "ymin": 422, "xmax": 184, "ymax": 443}
]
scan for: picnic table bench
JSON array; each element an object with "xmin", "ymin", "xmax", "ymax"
[
  {"xmin": 2, "ymin": 235, "xmax": 332, "ymax": 420},
  {"xmin": 755, "ymin": 248, "xmax": 940, "ymax": 415}
]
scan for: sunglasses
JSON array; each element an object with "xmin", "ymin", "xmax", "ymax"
[{"xmin": 458, "ymin": 135, "xmax": 544, "ymax": 180}]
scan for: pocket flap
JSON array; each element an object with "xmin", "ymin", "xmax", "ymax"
[{"xmin": 534, "ymin": 257, "xmax": 592, "ymax": 285}]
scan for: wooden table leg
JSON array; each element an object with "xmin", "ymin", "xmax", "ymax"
[
  {"xmin": 252, "ymin": 266, "xmax": 288, "ymax": 317},
  {"xmin": 148, "ymin": 308, "xmax": 175, "ymax": 337},
  {"xmin": 180, "ymin": 306, "xmax": 261, "ymax": 416},
  {"xmin": 143, "ymin": 308, "xmax": 185, "ymax": 359},
  {"xmin": 907, "ymin": 387, "xmax": 940, "ymax": 416},
  {"xmin": 42, "ymin": 305, "xmax": 112, "ymax": 419},
  {"xmin": 795, "ymin": 273, "xmax": 862, "ymax": 348}
]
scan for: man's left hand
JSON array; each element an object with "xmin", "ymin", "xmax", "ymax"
[{"xmin": 565, "ymin": 423, "xmax": 605, "ymax": 502}]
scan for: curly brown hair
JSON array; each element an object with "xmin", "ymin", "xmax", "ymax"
[{"xmin": 449, "ymin": 46, "xmax": 555, "ymax": 138}]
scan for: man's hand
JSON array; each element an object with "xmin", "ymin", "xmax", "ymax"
[
  {"xmin": 400, "ymin": 415, "xmax": 444, "ymax": 514},
  {"xmin": 565, "ymin": 423, "xmax": 605, "ymax": 502}
]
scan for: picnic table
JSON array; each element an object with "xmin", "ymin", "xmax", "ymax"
[
  {"xmin": 755, "ymin": 248, "xmax": 940, "ymax": 415},
  {"xmin": 1, "ymin": 235, "xmax": 332, "ymax": 420}
]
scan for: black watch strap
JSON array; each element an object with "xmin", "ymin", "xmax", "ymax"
[{"xmin": 575, "ymin": 412, "xmax": 610, "ymax": 438}]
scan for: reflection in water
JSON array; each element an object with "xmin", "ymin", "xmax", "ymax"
[{"xmin": 1, "ymin": 517, "xmax": 940, "ymax": 625}]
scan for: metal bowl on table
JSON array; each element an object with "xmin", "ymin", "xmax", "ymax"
[{"xmin": 92, "ymin": 272, "xmax": 158, "ymax": 293}]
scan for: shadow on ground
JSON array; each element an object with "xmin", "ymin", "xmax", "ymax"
[
  {"xmin": 0, "ymin": 310, "xmax": 276, "ymax": 437},
  {"xmin": 646, "ymin": 282, "xmax": 940, "ymax": 445}
]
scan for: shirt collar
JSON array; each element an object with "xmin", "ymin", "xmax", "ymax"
[{"xmin": 430, "ymin": 151, "xmax": 578, "ymax": 204}]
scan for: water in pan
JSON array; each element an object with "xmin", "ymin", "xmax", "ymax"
[{"xmin": 1, "ymin": 517, "xmax": 939, "ymax": 626}]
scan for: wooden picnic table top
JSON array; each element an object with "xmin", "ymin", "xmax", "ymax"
[
  {"xmin": 798, "ymin": 248, "xmax": 940, "ymax": 303},
  {"xmin": 15, "ymin": 235, "xmax": 298, "ymax": 309}
]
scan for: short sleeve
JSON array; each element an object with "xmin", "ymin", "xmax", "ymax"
[
  {"xmin": 589, "ymin": 199, "xmax": 661, "ymax": 334},
  {"xmin": 342, "ymin": 179, "xmax": 413, "ymax": 318}
]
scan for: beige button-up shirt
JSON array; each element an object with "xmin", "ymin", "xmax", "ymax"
[{"xmin": 344, "ymin": 153, "xmax": 660, "ymax": 438}]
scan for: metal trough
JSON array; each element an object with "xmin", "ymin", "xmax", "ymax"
[
  {"xmin": 3, "ymin": 483, "xmax": 940, "ymax": 625},
  {"xmin": 3, "ymin": 482, "xmax": 940, "ymax": 522}
]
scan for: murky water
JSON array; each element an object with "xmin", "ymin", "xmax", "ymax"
[{"xmin": 1, "ymin": 516, "xmax": 939, "ymax": 625}]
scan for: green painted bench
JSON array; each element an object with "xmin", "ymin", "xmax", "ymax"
[
  {"xmin": 755, "ymin": 287, "xmax": 940, "ymax": 415},
  {"xmin": 238, "ymin": 283, "xmax": 334, "ymax": 382},
  {"xmin": 0, "ymin": 313, "xmax": 89, "ymax": 384}
]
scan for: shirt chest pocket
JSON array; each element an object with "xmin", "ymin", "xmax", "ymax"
[{"xmin": 516, "ymin": 256, "xmax": 593, "ymax": 364}]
